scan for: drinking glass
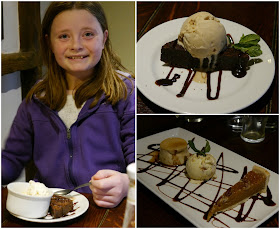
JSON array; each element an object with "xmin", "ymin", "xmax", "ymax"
[
  {"xmin": 227, "ymin": 115, "xmax": 243, "ymax": 132},
  {"xmin": 240, "ymin": 116, "xmax": 268, "ymax": 143}
]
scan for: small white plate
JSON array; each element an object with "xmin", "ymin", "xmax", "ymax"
[
  {"xmin": 137, "ymin": 128, "xmax": 279, "ymax": 228},
  {"xmin": 9, "ymin": 188, "xmax": 89, "ymax": 223},
  {"xmin": 137, "ymin": 17, "xmax": 275, "ymax": 113}
]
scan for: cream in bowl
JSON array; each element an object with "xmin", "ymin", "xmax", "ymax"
[{"xmin": 6, "ymin": 180, "xmax": 53, "ymax": 218}]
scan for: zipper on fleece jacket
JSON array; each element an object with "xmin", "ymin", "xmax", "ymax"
[
  {"xmin": 64, "ymin": 112, "xmax": 92, "ymax": 188},
  {"xmin": 66, "ymin": 127, "xmax": 78, "ymax": 187},
  {"xmin": 34, "ymin": 97, "xmax": 92, "ymax": 188},
  {"xmin": 67, "ymin": 128, "xmax": 71, "ymax": 139}
]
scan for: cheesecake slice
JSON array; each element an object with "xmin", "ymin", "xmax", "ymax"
[{"xmin": 207, "ymin": 165, "xmax": 270, "ymax": 221}]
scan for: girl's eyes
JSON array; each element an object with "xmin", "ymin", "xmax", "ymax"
[
  {"xmin": 57, "ymin": 32, "xmax": 94, "ymax": 40},
  {"xmin": 58, "ymin": 34, "xmax": 69, "ymax": 40},
  {"xmin": 83, "ymin": 32, "xmax": 94, "ymax": 38}
]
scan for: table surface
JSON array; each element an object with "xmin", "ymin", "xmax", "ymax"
[
  {"xmin": 2, "ymin": 188, "xmax": 126, "ymax": 227},
  {"xmin": 137, "ymin": 1, "xmax": 278, "ymax": 114},
  {"xmin": 137, "ymin": 115, "xmax": 279, "ymax": 227}
]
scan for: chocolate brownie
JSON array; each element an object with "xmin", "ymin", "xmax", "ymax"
[
  {"xmin": 49, "ymin": 195, "xmax": 73, "ymax": 218},
  {"xmin": 160, "ymin": 39, "xmax": 249, "ymax": 72}
]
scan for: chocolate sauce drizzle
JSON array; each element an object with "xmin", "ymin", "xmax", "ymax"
[
  {"xmin": 155, "ymin": 66, "xmax": 245, "ymax": 101},
  {"xmin": 156, "ymin": 34, "xmax": 248, "ymax": 100},
  {"xmin": 155, "ymin": 67, "xmax": 181, "ymax": 86},
  {"xmin": 156, "ymin": 68, "xmax": 224, "ymax": 100},
  {"xmin": 177, "ymin": 70, "xmax": 196, "ymax": 98},
  {"xmin": 231, "ymin": 53, "xmax": 247, "ymax": 78},
  {"xmin": 207, "ymin": 71, "xmax": 222, "ymax": 100},
  {"xmin": 227, "ymin": 34, "xmax": 234, "ymax": 44},
  {"xmin": 138, "ymin": 143, "xmax": 275, "ymax": 227}
]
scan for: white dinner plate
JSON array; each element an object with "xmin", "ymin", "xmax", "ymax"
[
  {"xmin": 137, "ymin": 128, "xmax": 279, "ymax": 228},
  {"xmin": 10, "ymin": 188, "xmax": 89, "ymax": 223},
  {"xmin": 137, "ymin": 17, "xmax": 275, "ymax": 113}
]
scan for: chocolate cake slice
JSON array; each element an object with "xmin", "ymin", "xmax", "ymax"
[
  {"xmin": 161, "ymin": 39, "xmax": 249, "ymax": 72},
  {"xmin": 49, "ymin": 195, "xmax": 73, "ymax": 218}
]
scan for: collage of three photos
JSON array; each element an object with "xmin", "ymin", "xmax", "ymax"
[{"xmin": 1, "ymin": 1, "xmax": 278, "ymax": 228}]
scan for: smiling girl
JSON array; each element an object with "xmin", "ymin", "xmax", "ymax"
[{"xmin": 2, "ymin": 2, "xmax": 135, "ymax": 208}]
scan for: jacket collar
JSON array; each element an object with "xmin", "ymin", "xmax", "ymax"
[
  {"xmin": 77, "ymin": 93, "xmax": 107, "ymax": 118},
  {"xmin": 32, "ymin": 92, "xmax": 107, "ymax": 117}
]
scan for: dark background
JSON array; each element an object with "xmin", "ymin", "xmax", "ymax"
[{"xmin": 137, "ymin": 115, "xmax": 278, "ymax": 227}]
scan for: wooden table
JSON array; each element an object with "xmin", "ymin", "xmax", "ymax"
[
  {"xmin": 137, "ymin": 115, "xmax": 279, "ymax": 227},
  {"xmin": 137, "ymin": 2, "xmax": 278, "ymax": 113},
  {"xmin": 2, "ymin": 188, "xmax": 126, "ymax": 227}
]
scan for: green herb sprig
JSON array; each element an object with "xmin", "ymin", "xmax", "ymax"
[
  {"xmin": 230, "ymin": 34, "xmax": 262, "ymax": 57},
  {"xmin": 188, "ymin": 139, "xmax": 211, "ymax": 157}
]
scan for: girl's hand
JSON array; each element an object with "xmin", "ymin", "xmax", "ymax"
[{"xmin": 89, "ymin": 170, "xmax": 129, "ymax": 208}]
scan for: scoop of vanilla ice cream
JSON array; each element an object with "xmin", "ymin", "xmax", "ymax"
[
  {"xmin": 178, "ymin": 12, "xmax": 227, "ymax": 59},
  {"xmin": 24, "ymin": 180, "xmax": 52, "ymax": 196},
  {"xmin": 186, "ymin": 154, "xmax": 216, "ymax": 181}
]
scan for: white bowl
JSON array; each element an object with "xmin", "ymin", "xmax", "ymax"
[{"xmin": 6, "ymin": 182, "xmax": 53, "ymax": 218}]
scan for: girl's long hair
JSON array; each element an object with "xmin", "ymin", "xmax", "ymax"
[{"xmin": 26, "ymin": 2, "xmax": 134, "ymax": 110}]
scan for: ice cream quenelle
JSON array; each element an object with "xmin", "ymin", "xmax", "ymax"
[
  {"xmin": 178, "ymin": 12, "xmax": 227, "ymax": 60},
  {"xmin": 159, "ymin": 137, "xmax": 190, "ymax": 166},
  {"xmin": 24, "ymin": 180, "xmax": 52, "ymax": 196},
  {"xmin": 186, "ymin": 154, "xmax": 216, "ymax": 182}
]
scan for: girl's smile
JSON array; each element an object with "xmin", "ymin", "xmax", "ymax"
[
  {"xmin": 67, "ymin": 55, "xmax": 89, "ymax": 60},
  {"xmin": 50, "ymin": 9, "xmax": 108, "ymax": 88}
]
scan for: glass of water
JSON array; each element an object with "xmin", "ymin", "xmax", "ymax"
[{"xmin": 240, "ymin": 115, "xmax": 268, "ymax": 143}]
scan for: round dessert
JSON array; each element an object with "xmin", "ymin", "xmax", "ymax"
[
  {"xmin": 186, "ymin": 154, "xmax": 216, "ymax": 182},
  {"xmin": 159, "ymin": 137, "xmax": 190, "ymax": 166},
  {"xmin": 178, "ymin": 11, "xmax": 227, "ymax": 60}
]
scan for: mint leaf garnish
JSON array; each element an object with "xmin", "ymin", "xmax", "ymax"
[
  {"xmin": 239, "ymin": 34, "xmax": 260, "ymax": 45},
  {"xmin": 188, "ymin": 139, "xmax": 201, "ymax": 154},
  {"xmin": 232, "ymin": 34, "xmax": 262, "ymax": 57},
  {"xmin": 247, "ymin": 45, "xmax": 263, "ymax": 57},
  {"xmin": 204, "ymin": 140, "xmax": 211, "ymax": 153},
  {"xmin": 188, "ymin": 139, "xmax": 211, "ymax": 157}
]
